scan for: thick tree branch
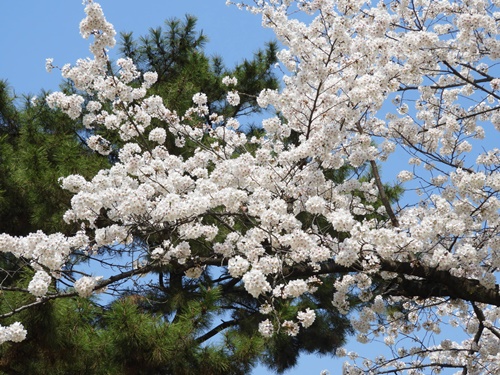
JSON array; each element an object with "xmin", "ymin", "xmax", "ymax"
[
  {"xmin": 284, "ymin": 260, "xmax": 500, "ymax": 306},
  {"xmin": 379, "ymin": 259, "xmax": 500, "ymax": 306}
]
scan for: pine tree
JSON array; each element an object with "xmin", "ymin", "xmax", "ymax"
[
  {"xmin": 0, "ymin": 82, "xmax": 109, "ymax": 236},
  {"xmin": 0, "ymin": 15, "xmax": 401, "ymax": 375},
  {"xmin": 0, "ymin": 18, "xmax": 285, "ymax": 374}
]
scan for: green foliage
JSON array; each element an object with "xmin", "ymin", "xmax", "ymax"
[
  {"xmin": 0, "ymin": 288, "xmax": 262, "ymax": 375},
  {"xmin": 119, "ymin": 15, "xmax": 279, "ymax": 127},
  {"xmin": 0, "ymin": 83, "xmax": 108, "ymax": 236}
]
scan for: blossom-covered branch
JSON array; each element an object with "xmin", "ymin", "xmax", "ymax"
[{"xmin": 1, "ymin": 0, "xmax": 500, "ymax": 374}]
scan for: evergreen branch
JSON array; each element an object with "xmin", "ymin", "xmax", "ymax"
[{"xmin": 194, "ymin": 319, "xmax": 239, "ymax": 344}]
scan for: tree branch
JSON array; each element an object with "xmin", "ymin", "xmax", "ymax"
[
  {"xmin": 370, "ymin": 160, "xmax": 399, "ymax": 227},
  {"xmin": 194, "ymin": 319, "xmax": 239, "ymax": 344},
  {"xmin": 284, "ymin": 259, "xmax": 500, "ymax": 306}
]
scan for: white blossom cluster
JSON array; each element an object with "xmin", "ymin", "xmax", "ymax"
[
  {"xmin": 222, "ymin": 76, "xmax": 238, "ymax": 86},
  {"xmin": 74, "ymin": 276, "xmax": 103, "ymax": 297},
  {"xmin": 226, "ymin": 90, "xmax": 240, "ymax": 106},
  {"xmin": 0, "ymin": 323, "xmax": 27, "ymax": 345},
  {"xmin": 27, "ymin": 270, "xmax": 52, "ymax": 297},
  {"xmin": 0, "ymin": 231, "xmax": 87, "ymax": 271},
  {"xmin": 297, "ymin": 308, "xmax": 316, "ymax": 328},
  {"xmin": 45, "ymin": 58, "xmax": 54, "ymax": 73},
  {"xmin": 46, "ymin": 92, "xmax": 85, "ymax": 120},
  {"xmin": 258, "ymin": 319, "xmax": 274, "ymax": 337}
]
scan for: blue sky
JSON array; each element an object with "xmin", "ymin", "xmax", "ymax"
[
  {"xmin": 0, "ymin": 1, "xmax": 344, "ymax": 373},
  {"xmin": 0, "ymin": 1, "xmax": 275, "ymax": 95}
]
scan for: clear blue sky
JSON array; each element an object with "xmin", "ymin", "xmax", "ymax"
[
  {"xmin": 0, "ymin": 1, "xmax": 344, "ymax": 373},
  {"xmin": 0, "ymin": 1, "xmax": 275, "ymax": 95}
]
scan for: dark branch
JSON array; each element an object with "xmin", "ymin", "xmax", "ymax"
[
  {"xmin": 284, "ymin": 259, "xmax": 500, "ymax": 306},
  {"xmin": 194, "ymin": 319, "xmax": 239, "ymax": 344}
]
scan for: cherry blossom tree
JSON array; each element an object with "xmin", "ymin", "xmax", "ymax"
[{"xmin": 1, "ymin": 0, "xmax": 500, "ymax": 374}]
